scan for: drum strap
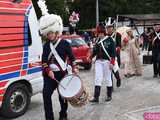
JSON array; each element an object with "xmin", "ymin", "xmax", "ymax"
[
  {"xmin": 50, "ymin": 39, "xmax": 67, "ymax": 71},
  {"xmin": 48, "ymin": 38, "xmax": 61, "ymax": 61}
]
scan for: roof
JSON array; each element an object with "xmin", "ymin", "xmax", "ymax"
[
  {"xmin": 119, "ymin": 14, "xmax": 160, "ymax": 21},
  {"xmin": 117, "ymin": 14, "xmax": 160, "ymax": 27}
]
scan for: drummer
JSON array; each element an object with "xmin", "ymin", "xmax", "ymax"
[{"xmin": 38, "ymin": 1, "xmax": 78, "ymax": 120}]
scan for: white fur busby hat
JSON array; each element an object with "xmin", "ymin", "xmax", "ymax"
[{"xmin": 37, "ymin": 0, "xmax": 63, "ymax": 36}]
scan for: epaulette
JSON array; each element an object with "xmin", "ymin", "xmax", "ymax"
[{"xmin": 42, "ymin": 63, "xmax": 48, "ymax": 68}]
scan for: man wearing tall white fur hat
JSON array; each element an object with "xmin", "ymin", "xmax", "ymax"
[{"xmin": 38, "ymin": 0, "xmax": 77, "ymax": 120}]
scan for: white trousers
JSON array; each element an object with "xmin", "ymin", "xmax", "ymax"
[{"xmin": 95, "ymin": 59, "xmax": 112, "ymax": 87}]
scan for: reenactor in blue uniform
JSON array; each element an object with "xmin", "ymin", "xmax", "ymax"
[{"xmin": 38, "ymin": 1, "xmax": 77, "ymax": 120}]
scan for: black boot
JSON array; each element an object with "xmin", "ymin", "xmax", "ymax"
[
  {"xmin": 90, "ymin": 86, "xmax": 101, "ymax": 103},
  {"xmin": 105, "ymin": 87, "xmax": 112, "ymax": 102},
  {"xmin": 59, "ymin": 112, "xmax": 68, "ymax": 120},
  {"xmin": 115, "ymin": 71, "xmax": 121, "ymax": 87}
]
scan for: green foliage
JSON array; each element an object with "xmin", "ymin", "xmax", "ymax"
[
  {"xmin": 70, "ymin": 0, "xmax": 160, "ymax": 28},
  {"xmin": 32, "ymin": 0, "xmax": 69, "ymax": 25},
  {"xmin": 69, "ymin": 0, "xmax": 96, "ymax": 29},
  {"xmin": 32, "ymin": 0, "xmax": 160, "ymax": 29}
]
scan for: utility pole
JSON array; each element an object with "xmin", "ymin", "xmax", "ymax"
[{"xmin": 96, "ymin": 0, "xmax": 99, "ymax": 26}]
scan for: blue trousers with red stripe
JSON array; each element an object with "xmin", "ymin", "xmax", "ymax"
[{"xmin": 43, "ymin": 71, "xmax": 68, "ymax": 120}]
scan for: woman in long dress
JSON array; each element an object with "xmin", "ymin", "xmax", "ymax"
[
  {"xmin": 122, "ymin": 29, "xmax": 142, "ymax": 77},
  {"xmin": 126, "ymin": 29, "xmax": 142, "ymax": 76}
]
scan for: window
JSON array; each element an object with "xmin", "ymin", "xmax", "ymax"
[
  {"xmin": 27, "ymin": 24, "xmax": 32, "ymax": 46},
  {"xmin": 70, "ymin": 38, "xmax": 86, "ymax": 47}
]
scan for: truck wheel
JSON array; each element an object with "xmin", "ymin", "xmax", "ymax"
[
  {"xmin": 0, "ymin": 83, "xmax": 31, "ymax": 118},
  {"xmin": 84, "ymin": 63, "xmax": 92, "ymax": 70}
]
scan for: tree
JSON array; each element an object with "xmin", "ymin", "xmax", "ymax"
[
  {"xmin": 32, "ymin": 0, "xmax": 160, "ymax": 29},
  {"xmin": 71, "ymin": 0, "xmax": 160, "ymax": 28},
  {"xmin": 70, "ymin": 0, "xmax": 96, "ymax": 29},
  {"xmin": 32, "ymin": 0, "xmax": 69, "ymax": 25}
]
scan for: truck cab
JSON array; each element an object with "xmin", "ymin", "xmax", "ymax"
[{"xmin": 0, "ymin": 0, "xmax": 43, "ymax": 118}]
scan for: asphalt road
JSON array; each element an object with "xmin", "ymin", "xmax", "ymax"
[{"xmin": 1, "ymin": 63, "xmax": 160, "ymax": 120}]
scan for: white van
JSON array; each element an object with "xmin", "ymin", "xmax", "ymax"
[{"xmin": 0, "ymin": 0, "xmax": 43, "ymax": 118}]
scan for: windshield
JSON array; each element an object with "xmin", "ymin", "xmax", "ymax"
[{"xmin": 69, "ymin": 38, "xmax": 86, "ymax": 47}]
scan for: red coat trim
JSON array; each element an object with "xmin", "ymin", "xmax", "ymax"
[{"xmin": 110, "ymin": 57, "xmax": 115, "ymax": 65}]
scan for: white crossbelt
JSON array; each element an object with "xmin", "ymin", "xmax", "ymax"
[
  {"xmin": 99, "ymin": 36, "xmax": 119, "ymax": 72},
  {"xmin": 49, "ymin": 39, "xmax": 72, "ymax": 74},
  {"xmin": 50, "ymin": 39, "xmax": 67, "ymax": 71}
]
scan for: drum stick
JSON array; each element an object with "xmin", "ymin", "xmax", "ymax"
[
  {"xmin": 54, "ymin": 79, "xmax": 66, "ymax": 90},
  {"xmin": 66, "ymin": 76, "xmax": 74, "ymax": 87}
]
